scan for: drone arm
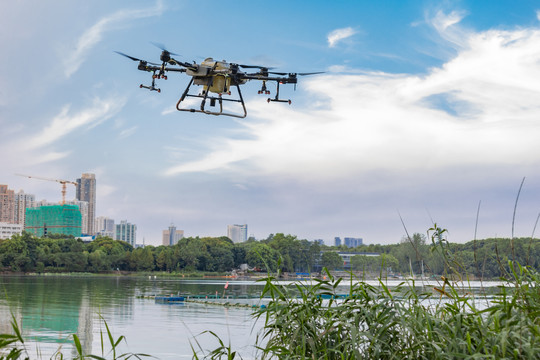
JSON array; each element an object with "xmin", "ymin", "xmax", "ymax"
[
  {"xmin": 242, "ymin": 75, "xmax": 290, "ymax": 82},
  {"xmin": 139, "ymin": 64, "xmax": 186, "ymax": 73}
]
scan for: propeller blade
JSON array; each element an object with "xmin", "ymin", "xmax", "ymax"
[
  {"xmin": 115, "ymin": 51, "xmax": 142, "ymax": 62},
  {"xmin": 239, "ymin": 64, "xmax": 275, "ymax": 70},
  {"xmin": 298, "ymin": 71, "xmax": 325, "ymax": 76},
  {"xmin": 115, "ymin": 51, "xmax": 160, "ymax": 65},
  {"xmin": 151, "ymin": 42, "xmax": 180, "ymax": 56},
  {"xmin": 268, "ymin": 71, "xmax": 288, "ymax": 76}
]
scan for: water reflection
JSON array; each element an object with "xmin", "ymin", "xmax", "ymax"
[
  {"xmin": 0, "ymin": 275, "xmax": 503, "ymax": 359},
  {"xmin": 0, "ymin": 276, "xmax": 265, "ymax": 359}
]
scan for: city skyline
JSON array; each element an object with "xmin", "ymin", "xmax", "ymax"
[
  {"xmin": 2, "ymin": 1, "xmax": 540, "ymax": 245},
  {"xmin": 2, "ymin": 179, "xmax": 366, "ymax": 244}
]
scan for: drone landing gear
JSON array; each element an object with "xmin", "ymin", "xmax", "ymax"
[
  {"xmin": 139, "ymin": 70, "xmax": 161, "ymax": 92},
  {"xmin": 140, "ymin": 84, "xmax": 160, "ymax": 92},
  {"xmin": 267, "ymin": 81, "xmax": 291, "ymax": 105},
  {"xmin": 176, "ymin": 78, "xmax": 247, "ymax": 118}
]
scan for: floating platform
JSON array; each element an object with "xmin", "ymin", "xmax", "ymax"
[{"xmin": 155, "ymin": 296, "xmax": 185, "ymax": 303}]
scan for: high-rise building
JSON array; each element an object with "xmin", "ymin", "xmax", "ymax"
[
  {"xmin": 334, "ymin": 237, "xmax": 342, "ymax": 247},
  {"xmin": 227, "ymin": 224, "xmax": 248, "ymax": 243},
  {"xmin": 25, "ymin": 204, "xmax": 82, "ymax": 237},
  {"xmin": 65, "ymin": 200, "xmax": 89, "ymax": 234},
  {"xmin": 0, "ymin": 185, "xmax": 15, "ymax": 223},
  {"xmin": 0, "ymin": 222, "xmax": 23, "ymax": 239},
  {"xmin": 162, "ymin": 223, "xmax": 184, "ymax": 246},
  {"xmin": 95, "ymin": 216, "xmax": 115, "ymax": 238},
  {"xmin": 115, "ymin": 220, "xmax": 136, "ymax": 246},
  {"xmin": 344, "ymin": 237, "xmax": 363, "ymax": 248},
  {"xmin": 76, "ymin": 173, "xmax": 96, "ymax": 235},
  {"xmin": 14, "ymin": 190, "xmax": 35, "ymax": 228}
]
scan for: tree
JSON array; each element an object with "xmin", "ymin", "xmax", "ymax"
[
  {"xmin": 88, "ymin": 249, "xmax": 108, "ymax": 271},
  {"xmin": 321, "ymin": 251, "xmax": 343, "ymax": 270},
  {"xmin": 176, "ymin": 237, "xmax": 207, "ymax": 271},
  {"xmin": 199, "ymin": 237, "xmax": 235, "ymax": 272},
  {"xmin": 246, "ymin": 243, "xmax": 278, "ymax": 271},
  {"xmin": 156, "ymin": 247, "xmax": 175, "ymax": 272},
  {"xmin": 392, "ymin": 233, "xmax": 428, "ymax": 274}
]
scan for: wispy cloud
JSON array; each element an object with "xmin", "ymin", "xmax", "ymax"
[
  {"xmin": 28, "ymin": 97, "xmax": 125, "ymax": 149},
  {"xmin": 118, "ymin": 125, "xmax": 138, "ymax": 139},
  {"xmin": 0, "ymin": 96, "xmax": 125, "ymax": 172},
  {"xmin": 64, "ymin": 1, "xmax": 164, "ymax": 77},
  {"xmin": 429, "ymin": 9, "xmax": 469, "ymax": 47},
  {"xmin": 327, "ymin": 27, "xmax": 357, "ymax": 48}
]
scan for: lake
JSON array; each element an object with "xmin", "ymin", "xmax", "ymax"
[
  {"xmin": 0, "ymin": 275, "xmax": 505, "ymax": 359},
  {"xmin": 0, "ymin": 275, "xmax": 267, "ymax": 359}
]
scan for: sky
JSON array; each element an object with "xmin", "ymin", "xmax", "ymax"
[{"xmin": 2, "ymin": 0, "xmax": 540, "ymax": 246}]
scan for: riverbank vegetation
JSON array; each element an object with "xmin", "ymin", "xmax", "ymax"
[
  {"xmin": 2, "ymin": 262, "xmax": 539, "ymax": 359},
  {"xmin": 196, "ymin": 229, "xmax": 540, "ymax": 359},
  {"xmin": 0, "ymin": 231, "xmax": 539, "ymax": 280},
  {"xmin": 1, "ymin": 226, "xmax": 540, "ymax": 358},
  {"xmin": 196, "ymin": 263, "xmax": 540, "ymax": 359}
]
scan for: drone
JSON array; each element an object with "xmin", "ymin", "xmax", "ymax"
[{"xmin": 116, "ymin": 45, "xmax": 323, "ymax": 118}]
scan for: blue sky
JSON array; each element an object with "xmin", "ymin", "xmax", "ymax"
[{"xmin": 3, "ymin": 0, "xmax": 540, "ymax": 246}]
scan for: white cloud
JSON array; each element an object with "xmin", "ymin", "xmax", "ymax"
[
  {"xmin": 432, "ymin": 10, "xmax": 466, "ymax": 32},
  {"xmin": 27, "ymin": 97, "xmax": 125, "ymax": 149},
  {"xmin": 166, "ymin": 23, "xmax": 540, "ymax": 186},
  {"xmin": 0, "ymin": 96, "xmax": 125, "ymax": 175},
  {"xmin": 118, "ymin": 125, "xmax": 139, "ymax": 139},
  {"xmin": 429, "ymin": 10, "xmax": 469, "ymax": 48},
  {"xmin": 327, "ymin": 27, "xmax": 357, "ymax": 48},
  {"xmin": 64, "ymin": 1, "xmax": 164, "ymax": 77}
]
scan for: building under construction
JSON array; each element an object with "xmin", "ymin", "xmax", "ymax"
[{"xmin": 25, "ymin": 205, "xmax": 82, "ymax": 237}]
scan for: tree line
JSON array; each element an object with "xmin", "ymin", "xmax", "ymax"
[{"xmin": 0, "ymin": 231, "xmax": 539, "ymax": 279}]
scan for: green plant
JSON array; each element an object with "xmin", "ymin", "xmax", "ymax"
[{"xmin": 0, "ymin": 316, "xmax": 151, "ymax": 360}]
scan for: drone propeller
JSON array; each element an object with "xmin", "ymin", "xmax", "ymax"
[
  {"xmin": 151, "ymin": 42, "xmax": 180, "ymax": 56},
  {"xmin": 297, "ymin": 71, "xmax": 325, "ymax": 76},
  {"xmin": 115, "ymin": 51, "xmax": 160, "ymax": 65},
  {"xmin": 238, "ymin": 64, "xmax": 274, "ymax": 70}
]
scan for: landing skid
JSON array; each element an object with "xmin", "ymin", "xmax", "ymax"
[
  {"xmin": 266, "ymin": 81, "xmax": 291, "ymax": 105},
  {"xmin": 176, "ymin": 78, "xmax": 247, "ymax": 118}
]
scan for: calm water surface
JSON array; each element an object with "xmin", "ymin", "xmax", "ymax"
[
  {"xmin": 0, "ymin": 275, "xmax": 504, "ymax": 359},
  {"xmin": 0, "ymin": 275, "xmax": 266, "ymax": 359}
]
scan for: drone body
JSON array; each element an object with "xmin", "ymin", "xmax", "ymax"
[{"xmin": 117, "ymin": 47, "xmax": 322, "ymax": 118}]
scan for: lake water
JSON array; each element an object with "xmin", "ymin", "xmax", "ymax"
[
  {"xmin": 0, "ymin": 275, "xmax": 267, "ymax": 359},
  {"xmin": 0, "ymin": 275, "xmax": 505, "ymax": 359}
]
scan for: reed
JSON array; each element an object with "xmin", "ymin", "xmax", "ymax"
[
  {"xmin": 233, "ymin": 263, "xmax": 540, "ymax": 359},
  {"xmin": 2, "ymin": 261, "xmax": 539, "ymax": 359},
  {"xmin": 0, "ymin": 316, "xmax": 151, "ymax": 360}
]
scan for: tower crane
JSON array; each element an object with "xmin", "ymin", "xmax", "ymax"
[{"xmin": 16, "ymin": 174, "xmax": 77, "ymax": 205}]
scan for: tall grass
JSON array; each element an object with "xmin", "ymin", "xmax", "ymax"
[
  {"xmin": 196, "ymin": 225, "xmax": 540, "ymax": 359},
  {"xmin": 0, "ymin": 316, "xmax": 151, "ymax": 360},
  {"xmin": 2, "ymin": 224, "xmax": 540, "ymax": 359},
  {"xmin": 228, "ymin": 262, "xmax": 539, "ymax": 359},
  {"xmin": 2, "ymin": 262, "xmax": 539, "ymax": 359}
]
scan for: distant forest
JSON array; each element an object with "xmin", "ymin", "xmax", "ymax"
[{"xmin": 0, "ymin": 231, "xmax": 539, "ymax": 279}]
